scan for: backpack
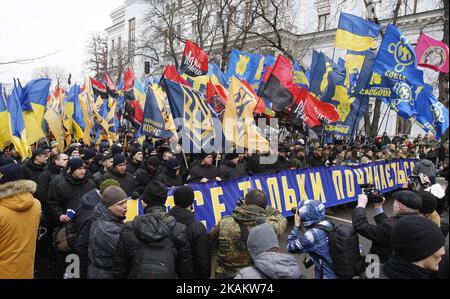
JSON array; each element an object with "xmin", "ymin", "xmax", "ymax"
[
  {"xmin": 130, "ymin": 217, "xmax": 178, "ymax": 279},
  {"xmin": 53, "ymin": 222, "xmax": 77, "ymax": 252},
  {"xmin": 312, "ymin": 223, "xmax": 364, "ymax": 279}
]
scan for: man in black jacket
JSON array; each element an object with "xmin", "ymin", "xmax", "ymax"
[
  {"xmin": 23, "ymin": 148, "xmax": 49, "ymax": 184},
  {"xmin": 126, "ymin": 147, "xmax": 143, "ymax": 174},
  {"xmin": 133, "ymin": 156, "xmax": 160, "ymax": 196},
  {"xmin": 93, "ymin": 154, "xmax": 113, "ymax": 186},
  {"xmin": 156, "ymin": 158, "xmax": 183, "ymax": 187},
  {"xmin": 113, "ymin": 181, "xmax": 194, "ymax": 279},
  {"xmin": 188, "ymin": 153, "xmax": 221, "ymax": 183},
  {"xmin": 351, "ymin": 190, "xmax": 422, "ymax": 263},
  {"xmin": 101, "ymin": 154, "xmax": 134, "ymax": 196},
  {"xmin": 218, "ymin": 153, "xmax": 246, "ymax": 180},
  {"xmin": 169, "ymin": 186, "xmax": 211, "ymax": 279}
]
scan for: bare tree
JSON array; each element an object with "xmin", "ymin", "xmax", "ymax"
[
  {"xmin": 108, "ymin": 42, "xmax": 131, "ymax": 82},
  {"xmin": 32, "ymin": 65, "xmax": 69, "ymax": 89},
  {"xmin": 84, "ymin": 32, "xmax": 109, "ymax": 79}
]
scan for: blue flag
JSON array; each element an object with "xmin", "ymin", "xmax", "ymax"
[
  {"xmin": 208, "ymin": 62, "xmax": 229, "ymax": 88},
  {"xmin": 415, "ymin": 88, "xmax": 449, "ymax": 139},
  {"xmin": 293, "ymin": 60, "xmax": 309, "ymax": 89},
  {"xmin": 226, "ymin": 49, "xmax": 264, "ymax": 85},
  {"xmin": 162, "ymin": 78, "xmax": 224, "ymax": 153},
  {"xmin": 309, "ymin": 51, "xmax": 343, "ymax": 98},
  {"xmin": 140, "ymin": 86, "xmax": 174, "ymax": 139},
  {"xmin": 372, "ymin": 24, "xmax": 424, "ymax": 86}
]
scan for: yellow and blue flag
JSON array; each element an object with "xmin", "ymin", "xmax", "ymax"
[
  {"xmin": 293, "ymin": 60, "xmax": 309, "ymax": 89},
  {"xmin": 223, "ymin": 77, "xmax": 269, "ymax": 151},
  {"xmin": 7, "ymin": 80, "xmax": 31, "ymax": 158},
  {"xmin": 162, "ymin": 78, "xmax": 224, "ymax": 153},
  {"xmin": 227, "ymin": 49, "xmax": 264, "ymax": 86},
  {"xmin": 208, "ymin": 62, "xmax": 229, "ymax": 88},
  {"xmin": 133, "ymin": 78, "xmax": 146, "ymax": 108},
  {"xmin": 309, "ymin": 50, "xmax": 343, "ymax": 98},
  {"xmin": 335, "ymin": 12, "xmax": 381, "ymax": 52},
  {"xmin": 0, "ymin": 85, "xmax": 12, "ymax": 149},
  {"xmin": 181, "ymin": 73, "xmax": 209, "ymax": 94},
  {"xmin": 415, "ymin": 86, "xmax": 449, "ymax": 140},
  {"xmin": 44, "ymin": 94, "xmax": 65, "ymax": 152}
]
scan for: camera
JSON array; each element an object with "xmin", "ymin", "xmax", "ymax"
[
  {"xmin": 303, "ymin": 255, "xmax": 314, "ymax": 268},
  {"xmin": 360, "ymin": 183, "xmax": 384, "ymax": 203},
  {"xmin": 408, "ymin": 174, "xmax": 427, "ymax": 186},
  {"xmin": 291, "ymin": 207, "xmax": 298, "ymax": 214}
]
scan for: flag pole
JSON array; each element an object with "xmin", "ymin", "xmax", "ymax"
[{"xmin": 376, "ymin": 103, "xmax": 391, "ymax": 136}]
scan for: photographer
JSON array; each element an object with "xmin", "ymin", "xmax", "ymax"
[
  {"xmin": 414, "ymin": 153, "xmax": 437, "ymax": 185},
  {"xmin": 351, "ymin": 190, "xmax": 421, "ymax": 263}
]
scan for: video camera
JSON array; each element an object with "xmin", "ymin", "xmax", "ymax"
[
  {"xmin": 360, "ymin": 183, "xmax": 384, "ymax": 204},
  {"xmin": 408, "ymin": 174, "xmax": 427, "ymax": 186}
]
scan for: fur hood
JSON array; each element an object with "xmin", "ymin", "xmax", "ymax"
[{"xmin": 0, "ymin": 180, "xmax": 37, "ymax": 200}]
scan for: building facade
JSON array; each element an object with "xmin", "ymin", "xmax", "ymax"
[{"xmin": 105, "ymin": 0, "xmax": 446, "ymax": 138}]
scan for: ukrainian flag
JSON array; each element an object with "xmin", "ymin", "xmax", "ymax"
[
  {"xmin": 0, "ymin": 86, "xmax": 12, "ymax": 149},
  {"xmin": 7, "ymin": 81, "xmax": 31, "ymax": 158},
  {"xmin": 133, "ymin": 78, "xmax": 146, "ymax": 108},
  {"xmin": 335, "ymin": 12, "xmax": 381, "ymax": 52}
]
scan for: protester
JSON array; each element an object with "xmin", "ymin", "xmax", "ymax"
[
  {"xmin": 414, "ymin": 153, "xmax": 437, "ymax": 184},
  {"xmin": 188, "ymin": 153, "xmax": 221, "ymax": 183},
  {"xmin": 218, "ymin": 153, "xmax": 246, "ymax": 180},
  {"xmin": 101, "ymin": 154, "xmax": 134, "ymax": 196},
  {"xmin": 113, "ymin": 181, "xmax": 194, "ymax": 279},
  {"xmin": 351, "ymin": 190, "xmax": 421, "ymax": 263},
  {"xmin": 156, "ymin": 157, "xmax": 183, "ymax": 187},
  {"xmin": 169, "ymin": 186, "xmax": 211, "ymax": 279},
  {"xmin": 286, "ymin": 200, "xmax": 336, "ymax": 279},
  {"xmin": 235, "ymin": 223, "xmax": 301, "ymax": 279},
  {"xmin": 133, "ymin": 156, "xmax": 160, "ymax": 195},
  {"xmin": 0, "ymin": 162, "xmax": 41, "ymax": 279},
  {"xmin": 418, "ymin": 191, "xmax": 441, "ymax": 227},
  {"xmin": 126, "ymin": 146, "xmax": 143, "ymax": 174},
  {"xmin": 88, "ymin": 186, "xmax": 128, "ymax": 279},
  {"xmin": 23, "ymin": 148, "xmax": 49, "ymax": 184},
  {"xmin": 93, "ymin": 153, "xmax": 113, "ymax": 186},
  {"xmin": 209, "ymin": 189, "xmax": 287, "ymax": 279}
]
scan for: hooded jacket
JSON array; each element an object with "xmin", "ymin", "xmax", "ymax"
[
  {"xmin": 156, "ymin": 169, "xmax": 183, "ymax": 187},
  {"xmin": 169, "ymin": 206, "xmax": 211, "ymax": 279},
  {"xmin": 188, "ymin": 163, "xmax": 219, "ymax": 183},
  {"xmin": 113, "ymin": 205, "xmax": 194, "ymax": 279},
  {"xmin": 235, "ymin": 252, "xmax": 302, "ymax": 279},
  {"xmin": 101, "ymin": 169, "xmax": 134, "ymax": 196},
  {"xmin": 23, "ymin": 160, "xmax": 46, "ymax": 184},
  {"xmin": 413, "ymin": 159, "xmax": 437, "ymax": 179},
  {"xmin": 218, "ymin": 160, "xmax": 246, "ymax": 180},
  {"xmin": 35, "ymin": 163, "xmax": 63, "ymax": 214},
  {"xmin": 88, "ymin": 202, "xmax": 125, "ymax": 279},
  {"xmin": 0, "ymin": 180, "xmax": 41, "ymax": 279},
  {"xmin": 133, "ymin": 167, "xmax": 158, "ymax": 196},
  {"xmin": 209, "ymin": 204, "xmax": 287, "ymax": 279}
]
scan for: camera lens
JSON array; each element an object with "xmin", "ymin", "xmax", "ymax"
[{"xmin": 291, "ymin": 207, "xmax": 298, "ymax": 214}]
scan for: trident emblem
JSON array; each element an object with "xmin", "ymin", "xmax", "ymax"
[{"xmin": 388, "ymin": 35, "xmax": 414, "ymax": 73}]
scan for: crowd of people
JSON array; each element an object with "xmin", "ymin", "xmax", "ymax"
[{"xmin": 0, "ymin": 129, "xmax": 448, "ymax": 279}]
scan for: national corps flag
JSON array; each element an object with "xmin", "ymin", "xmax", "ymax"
[
  {"xmin": 415, "ymin": 33, "xmax": 449, "ymax": 73},
  {"xmin": 180, "ymin": 40, "xmax": 209, "ymax": 77}
]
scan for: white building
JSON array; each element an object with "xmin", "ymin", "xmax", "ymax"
[{"xmin": 105, "ymin": 0, "xmax": 446, "ymax": 138}]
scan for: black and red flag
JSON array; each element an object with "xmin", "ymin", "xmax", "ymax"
[
  {"xmin": 103, "ymin": 71, "xmax": 119, "ymax": 98},
  {"xmin": 161, "ymin": 65, "xmax": 191, "ymax": 86},
  {"xmin": 123, "ymin": 68, "xmax": 136, "ymax": 101},
  {"xmin": 90, "ymin": 77, "xmax": 108, "ymax": 100},
  {"xmin": 180, "ymin": 40, "xmax": 209, "ymax": 77},
  {"xmin": 258, "ymin": 55, "xmax": 296, "ymax": 112},
  {"xmin": 206, "ymin": 78, "xmax": 227, "ymax": 120}
]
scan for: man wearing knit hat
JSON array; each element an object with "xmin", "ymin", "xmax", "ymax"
[
  {"xmin": 156, "ymin": 157, "xmax": 183, "ymax": 187},
  {"xmin": 88, "ymin": 186, "xmax": 128, "ymax": 279},
  {"xmin": 101, "ymin": 154, "xmax": 134, "ymax": 196},
  {"xmin": 372, "ymin": 216, "xmax": 446, "ymax": 279},
  {"xmin": 352, "ymin": 190, "xmax": 422, "ymax": 263},
  {"xmin": 67, "ymin": 146, "xmax": 80, "ymax": 159},
  {"xmin": 0, "ymin": 161, "xmax": 42, "ymax": 278},
  {"xmin": 133, "ymin": 156, "xmax": 160, "ymax": 196},
  {"xmin": 169, "ymin": 186, "xmax": 211, "ymax": 279},
  {"xmin": 93, "ymin": 153, "xmax": 113, "ymax": 186},
  {"xmin": 126, "ymin": 146, "xmax": 143, "ymax": 174},
  {"xmin": 188, "ymin": 153, "xmax": 221, "ymax": 183},
  {"xmin": 74, "ymin": 179, "xmax": 121, "ymax": 278},
  {"xmin": 218, "ymin": 153, "xmax": 246, "ymax": 180},
  {"xmin": 235, "ymin": 223, "xmax": 301, "ymax": 279},
  {"xmin": 113, "ymin": 181, "xmax": 194, "ymax": 279},
  {"xmin": 418, "ymin": 191, "xmax": 441, "ymax": 227}
]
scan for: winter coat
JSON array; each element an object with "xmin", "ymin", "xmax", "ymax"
[
  {"xmin": 188, "ymin": 164, "xmax": 219, "ymax": 183},
  {"xmin": 218, "ymin": 160, "xmax": 246, "ymax": 180},
  {"xmin": 235, "ymin": 252, "xmax": 301, "ymax": 279},
  {"xmin": 74, "ymin": 189, "xmax": 102, "ymax": 264},
  {"xmin": 88, "ymin": 203, "xmax": 125, "ymax": 279},
  {"xmin": 209, "ymin": 205, "xmax": 287, "ymax": 279},
  {"xmin": 413, "ymin": 159, "xmax": 437, "ymax": 180},
  {"xmin": 287, "ymin": 220, "xmax": 337, "ymax": 279},
  {"xmin": 35, "ymin": 163, "xmax": 63, "ymax": 215},
  {"xmin": 133, "ymin": 167, "xmax": 158, "ymax": 196},
  {"xmin": 23, "ymin": 160, "xmax": 46, "ymax": 184},
  {"xmin": 248, "ymin": 155, "xmax": 278, "ymax": 175},
  {"xmin": 47, "ymin": 173, "xmax": 96, "ymax": 222},
  {"xmin": 169, "ymin": 206, "xmax": 211, "ymax": 279},
  {"xmin": 92, "ymin": 169, "xmax": 107, "ymax": 187},
  {"xmin": 307, "ymin": 155, "xmax": 325, "ymax": 168},
  {"xmin": 351, "ymin": 208, "xmax": 418, "ymax": 263},
  {"xmin": 113, "ymin": 205, "xmax": 194, "ymax": 279},
  {"xmin": 156, "ymin": 170, "xmax": 183, "ymax": 187},
  {"xmin": 0, "ymin": 180, "xmax": 41, "ymax": 279},
  {"xmin": 101, "ymin": 169, "xmax": 134, "ymax": 196},
  {"xmin": 378, "ymin": 256, "xmax": 432, "ymax": 279},
  {"xmin": 126, "ymin": 160, "xmax": 142, "ymax": 174}
]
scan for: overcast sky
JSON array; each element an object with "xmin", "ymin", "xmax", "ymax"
[{"xmin": 0, "ymin": 0, "xmax": 124, "ymax": 86}]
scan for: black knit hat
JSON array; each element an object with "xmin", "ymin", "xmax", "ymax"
[
  {"xmin": 391, "ymin": 215, "xmax": 445, "ymax": 262},
  {"xmin": 145, "ymin": 156, "xmax": 160, "ymax": 168},
  {"xmin": 83, "ymin": 149, "xmax": 97, "ymax": 161},
  {"xmin": 67, "ymin": 146, "xmax": 79, "ymax": 157},
  {"xmin": 0, "ymin": 163, "xmax": 24, "ymax": 184},
  {"xmin": 111, "ymin": 144, "xmax": 123, "ymax": 155},
  {"xmin": 32, "ymin": 148, "xmax": 46, "ymax": 160},
  {"xmin": 130, "ymin": 147, "xmax": 142, "ymax": 159},
  {"xmin": 418, "ymin": 191, "xmax": 437, "ymax": 214},
  {"xmin": 68, "ymin": 158, "xmax": 85, "ymax": 173},
  {"xmin": 113, "ymin": 154, "xmax": 126, "ymax": 167},
  {"xmin": 174, "ymin": 186, "xmax": 195, "ymax": 208},
  {"xmin": 0, "ymin": 157, "xmax": 16, "ymax": 167},
  {"xmin": 225, "ymin": 153, "xmax": 239, "ymax": 161},
  {"xmin": 165, "ymin": 158, "xmax": 180, "ymax": 174},
  {"xmin": 392, "ymin": 190, "xmax": 422, "ymax": 210},
  {"xmin": 142, "ymin": 181, "xmax": 168, "ymax": 206}
]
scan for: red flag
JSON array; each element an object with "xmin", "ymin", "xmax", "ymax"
[
  {"xmin": 162, "ymin": 65, "xmax": 191, "ymax": 86},
  {"xmin": 415, "ymin": 33, "xmax": 449, "ymax": 73},
  {"xmin": 103, "ymin": 71, "xmax": 118, "ymax": 98},
  {"xmin": 180, "ymin": 40, "xmax": 209, "ymax": 77},
  {"xmin": 90, "ymin": 77, "xmax": 108, "ymax": 99},
  {"xmin": 242, "ymin": 80, "xmax": 266, "ymax": 114},
  {"xmin": 123, "ymin": 68, "xmax": 135, "ymax": 91},
  {"xmin": 289, "ymin": 86, "xmax": 321, "ymax": 128},
  {"xmin": 127, "ymin": 100, "xmax": 143, "ymax": 125},
  {"xmin": 309, "ymin": 93, "xmax": 340, "ymax": 124},
  {"xmin": 206, "ymin": 79, "xmax": 227, "ymax": 120}
]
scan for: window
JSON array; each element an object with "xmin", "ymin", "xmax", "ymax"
[
  {"xmin": 128, "ymin": 18, "xmax": 136, "ymax": 63},
  {"xmin": 317, "ymin": 13, "xmax": 329, "ymax": 31},
  {"xmin": 118, "ymin": 37, "xmax": 121, "ymax": 48},
  {"xmin": 111, "ymin": 39, "xmax": 115, "ymax": 51},
  {"xmin": 178, "ymin": 0, "xmax": 182, "ymax": 9},
  {"xmin": 192, "ymin": 20, "xmax": 197, "ymax": 35}
]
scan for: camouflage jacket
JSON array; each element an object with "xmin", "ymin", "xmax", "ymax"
[{"xmin": 209, "ymin": 205, "xmax": 287, "ymax": 279}]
